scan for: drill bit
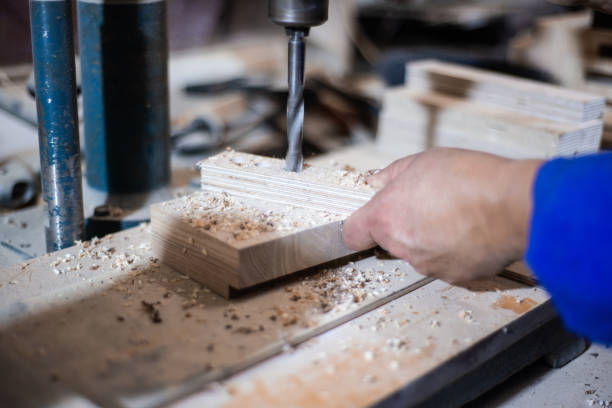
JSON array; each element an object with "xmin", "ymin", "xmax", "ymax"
[{"xmin": 285, "ymin": 29, "xmax": 306, "ymax": 172}]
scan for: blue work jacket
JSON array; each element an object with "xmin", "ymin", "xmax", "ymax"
[{"xmin": 526, "ymin": 152, "xmax": 612, "ymax": 344}]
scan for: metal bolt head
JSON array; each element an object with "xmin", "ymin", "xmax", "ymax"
[{"xmin": 94, "ymin": 205, "xmax": 110, "ymax": 217}]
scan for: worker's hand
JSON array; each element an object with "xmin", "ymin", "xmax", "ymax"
[{"xmin": 342, "ymin": 148, "xmax": 542, "ymax": 283}]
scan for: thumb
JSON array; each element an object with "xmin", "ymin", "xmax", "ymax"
[
  {"xmin": 367, "ymin": 155, "xmax": 418, "ymax": 190},
  {"xmin": 342, "ymin": 200, "xmax": 377, "ymax": 252}
]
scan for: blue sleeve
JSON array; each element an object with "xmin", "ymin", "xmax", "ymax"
[{"xmin": 525, "ymin": 152, "xmax": 612, "ymax": 344}]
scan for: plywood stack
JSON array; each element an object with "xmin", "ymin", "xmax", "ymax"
[
  {"xmin": 583, "ymin": 29, "xmax": 612, "ymax": 77},
  {"xmin": 581, "ymin": 28, "xmax": 612, "ymax": 148},
  {"xmin": 507, "ymin": 11, "xmax": 612, "ymax": 148},
  {"xmin": 151, "ymin": 151, "xmax": 375, "ymax": 297},
  {"xmin": 377, "ymin": 60, "xmax": 604, "ymax": 159},
  {"xmin": 603, "ymin": 109, "xmax": 612, "ymax": 148},
  {"xmin": 509, "ymin": 12, "xmax": 591, "ymax": 89}
]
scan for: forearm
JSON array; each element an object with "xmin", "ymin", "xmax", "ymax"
[{"xmin": 500, "ymin": 159, "xmax": 543, "ymax": 261}]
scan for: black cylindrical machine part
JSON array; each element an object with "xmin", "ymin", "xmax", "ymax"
[
  {"xmin": 77, "ymin": 0, "xmax": 170, "ymax": 194},
  {"xmin": 268, "ymin": 0, "xmax": 329, "ymax": 28}
]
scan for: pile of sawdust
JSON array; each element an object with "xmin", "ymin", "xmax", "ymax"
[{"xmin": 164, "ymin": 191, "xmax": 343, "ymax": 242}]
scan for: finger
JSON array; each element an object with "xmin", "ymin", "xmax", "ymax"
[
  {"xmin": 342, "ymin": 202, "xmax": 377, "ymax": 251},
  {"xmin": 367, "ymin": 154, "xmax": 418, "ymax": 189}
]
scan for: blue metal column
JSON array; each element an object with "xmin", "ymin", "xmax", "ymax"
[
  {"xmin": 77, "ymin": 0, "xmax": 170, "ymax": 194},
  {"xmin": 29, "ymin": 0, "xmax": 85, "ymax": 251}
]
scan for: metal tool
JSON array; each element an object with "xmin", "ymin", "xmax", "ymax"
[
  {"xmin": 77, "ymin": 0, "xmax": 170, "ymax": 194},
  {"xmin": 268, "ymin": 0, "xmax": 329, "ymax": 172},
  {"xmin": 77, "ymin": 0, "xmax": 172, "ymax": 238},
  {"xmin": 25, "ymin": 0, "xmax": 172, "ymax": 244},
  {"xmin": 29, "ymin": 0, "xmax": 84, "ymax": 251}
]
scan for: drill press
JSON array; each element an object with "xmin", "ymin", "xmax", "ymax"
[{"xmin": 269, "ymin": 0, "xmax": 329, "ymax": 172}]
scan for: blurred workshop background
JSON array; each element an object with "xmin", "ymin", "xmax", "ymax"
[{"xmin": 4, "ymin": 0, "xmax": 606, "ymax": 214}]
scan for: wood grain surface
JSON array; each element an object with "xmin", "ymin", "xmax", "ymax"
[{"xmin": 152, "ymin": 152, "xmax": 377, "ymax": 297}]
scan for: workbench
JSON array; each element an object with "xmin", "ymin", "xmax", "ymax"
[
  {"xmin": 1, "ymin": 48, "xmax": 611, "ymax": 407},
  {"xmin": 1, "ymin": 167, "xmax": 609, "ymax": 407},
  {"xmin": 0, "ymin": 208, "xmax": 567, "ymax": 408}
]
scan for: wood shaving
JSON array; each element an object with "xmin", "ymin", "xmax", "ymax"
[
  {"xmin": 362, "ymin": 374, "xmax": 377, "ymax": 383},
  {"xmin": 164, "ymin": 191, "xmax": 343, "ymax": 243},
  {"xmin": 141, "ymin": 300, "xmax": 162, "ymax": 323},
  {"xmin": 45, "ymin": 234, "xmax": 151, "ymax": 278},
  {"xmin": 458, "ymin": 310, "xmax": 475, "ymax": 323},
  {"xmin": 263, "ymin": 265, "xmax": 400, "ymax": 330},
  {"xmin": 386, "ymin": 337, "xmax": 408, "ymax": 351},
  {"xmin": 587, "ymin": 399, "xmax": 611, "ymax": 407}
]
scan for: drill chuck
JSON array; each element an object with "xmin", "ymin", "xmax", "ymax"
[{"xmin": 268, "ymin": 0, "xmax": 328, "ymax": 29}]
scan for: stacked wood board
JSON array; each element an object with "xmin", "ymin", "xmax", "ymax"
[
  {"xmin": 151, "ymin": 151, "xmax": 375, "ymax": 297},
  {"xmin": 407, "ymin": 60, "xmax": 604, "ymax": 122},
  {"xmin": 583, "ymin": 29, "xmax": 612, "ymax": 77},
  {"xmin": 509, "ymin": 12, "xmax": 591, "ymax": 89},
  {"xmin": 508, "ymin": 11, "xmax": 612, "ymax": 148},
  {"xmin": 580, "ymin": 29, "xmax": 612, "ymax": 147},
  {"xmin": 603, "ymin": 108, "xmax": 612, "ymax": 148},
  {"xmin": 197, "ymin": 151, "xmax": 373, "ymax": 216},
  {"xmin": 377, "ymin": 59, "xmax": 604, "ymax": 159}
]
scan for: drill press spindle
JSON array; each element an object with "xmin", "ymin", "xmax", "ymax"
[{"xmin": 268, "ymin": 0, "xmax": 329, "ymax": 172}]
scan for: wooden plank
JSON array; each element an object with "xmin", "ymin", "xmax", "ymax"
[
  {"xmin": 501, "ymin": 261, "xmax": 537, "ymax": 286},
  {"xmin": 151, "ymin": 151, "xmax": 376, "ymax": 296},
  {"xmin": 585, "ymin": 58, "xmax": 612, "ymax": 77},
  {"xmin": 308, "ymin": 143, "xmax": 405, "ymax": 171},
  {"xmin": 602, "ymin": 106, "xmax": 612, "ymax": 148},
  {"xmin": 199, "ymin": 151, "xmax": 374, "ymax": 216},
  {"xmin": 406, "ymin": 59, "xmax": 604, "ymax": 123},
  {"xmin": 0, "ymin": 226, "xmax": 430, "ymax": 407},
  {"xmin": 377, "ymin": 88, "xmax": 602, "ymax": 159},
  {"xmin": 583, "ymin": 78, "xmax": 612, "ymax": 105},
  {"xmin": 151, "ymin": 195, "xmax": 354, "ymax": 296},
  {"xmin": 509, "ymin": 12, "xmax": 590, "ymax": 88},
  {"xmin": 578, "ymin": 24, "xmax": 612, "ymax": 77}
]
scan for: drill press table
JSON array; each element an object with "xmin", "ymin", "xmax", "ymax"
[
  {"xmin": 0, "ymin": 220, "xmax": 574, "ymax": 406},
  {"xmin": 0, "ymin": 205, "xmax": 582, "ymax": 408},
  {"xmin": 0, "ymin": 141, "xmax": 593, "ymax": 408}
]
